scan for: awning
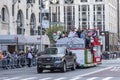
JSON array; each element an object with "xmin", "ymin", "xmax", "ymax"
[
  {"xmin": 0, "ymin": 35, "xmax": 50, "ymax": 45},
  {"xmin": 18, "ymin": 34, "xmax": 50, "ymax": 45},
  {"xmin": 0, "ymin": 35, "xmax": 17, "ymax": 44}
]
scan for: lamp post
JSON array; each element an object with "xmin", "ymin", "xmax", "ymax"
[
  {"xmin": 39, "ymin": 0, "xmax": 48, "ymax": 52},
  {"xmin": 39, "ymin": 0, "xmax": 43, "ymax": 52}
]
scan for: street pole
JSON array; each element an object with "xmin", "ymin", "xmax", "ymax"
[{"xmin": 39, "ymin": 0, "xmax": 43, "ymax": 52}]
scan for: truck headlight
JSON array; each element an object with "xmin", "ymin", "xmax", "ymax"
[{"xmin": 54, "ymin": 57, "xmax": 62, "ymax": 61}]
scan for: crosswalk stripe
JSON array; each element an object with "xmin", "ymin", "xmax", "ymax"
[
  {"xmin": 69, "ymin": 76, "xmax": 81, "ymax": 80},
  {"xmin": 20, "ymin": 77, "xmax": 36, "ymax": 80},
  {"xmin": 102, "ymin": 77, "xmax": 113, "ymax": 80},
  {"xmin": 110, "ymin": 66, "xmax": 120, "ymax": 71},
  {"xmin": 54, "ymin": 77, "xmax": 66, "ymax": 80},
  {"xmin": 3, "ymin": 77, "xmax": 20, "ymax": 80},
  {"xmin": 87, "ymin": 77, "xmax": 98, "ymax": 80},
  {"xmin": 39, "ymin": 77, "xmax": 52, "ymax": 80}
]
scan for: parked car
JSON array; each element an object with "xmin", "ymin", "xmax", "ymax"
[{"xmin": 37, "ymin": 47, "xmax": 76, "ymax": 73}]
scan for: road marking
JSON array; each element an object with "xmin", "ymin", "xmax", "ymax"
[
  {"xmin": 39, "ymin": 77, "xmax": 52, "ymax": 80},
  {"xmin": 102, "ymin": 77, "xmax": 113, "ymax": 80},
  {"xmin": 69, "ymin": 76, "xmax": 81, "ymax": 80},
  {"xmin": 54, "ymin": 77, "xmax": 66, "ymax": 80},
  {"xmin": 20, "ymin": 77, "xmax": 36, "ymax": 80},
  {"xmin": 0, "ymin": 77, "xmax": 8, "ymax": 79},
  {"xmin": 76, "ymin": 66, "xmax": 113, "ymax": 77},
  {"xmin": 87, "ymin": 77, "xmax": 98, "ymax": 80},
  {"xmin": 4, "ymin": 77, "xmax": 20, "ymax": 80},
  {"xmin": 110, "ymin": 66, "xmax": 119, "ymax": 71}
]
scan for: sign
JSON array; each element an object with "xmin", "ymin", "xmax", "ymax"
[
  {"xmin": 42, "ymin": 20, "xmax": 49, "ymax": 28},
  {"xmin": 87, "ymin": 50, "xmax": 93, "ymax": 63},
  {"xmin": 70, "ymin": 49, "xmax": 85, "ymax": 65},
  {"xmin": 42, "ymin": 12, "xmax": 49, "ymax": 28}
]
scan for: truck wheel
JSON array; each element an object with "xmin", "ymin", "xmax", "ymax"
[
  {"xmin": 71, "ymin": 62, "xmax": 76, "ymax": 70},
  {"xmin": 37, "ymin": 67, "xmax": 43, "ymax": 73},
  {"xmin": 61, "ymin": 62, "xmax": 66, "ymax": 72}
]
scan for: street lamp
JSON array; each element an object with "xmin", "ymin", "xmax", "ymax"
[{"xmin": 39, "ymin": 0, "xmax": 49, "ymax": 52}]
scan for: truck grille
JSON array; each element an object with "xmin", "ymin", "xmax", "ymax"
[{"xmin": 41, "ymin": 57, "xmax": 54, "ymax": 63}]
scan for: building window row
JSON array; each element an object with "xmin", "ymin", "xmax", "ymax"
[
  {"xmin": 64, "ymin": 6, "xmax": 75, "ymax": 31},
  {"xmin": 49, "ymin": 0, "xmax": 103, "ymax": 4},
  {"xmin": 27, "ymin": 0, "xmax": 35, "ymax": 3}
]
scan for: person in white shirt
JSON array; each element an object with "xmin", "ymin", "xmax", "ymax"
[
  {"xmin": 27, "ymin": 51, "xmax": 33, "ymax": 67},
  {"xmin": 68, "ymin": 30, "xmax": 76, "ymax": 38}
]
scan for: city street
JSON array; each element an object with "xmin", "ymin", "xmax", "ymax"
[{"xmin": 0, "ymin": 59, "xmax": 120, "ymax": 80}]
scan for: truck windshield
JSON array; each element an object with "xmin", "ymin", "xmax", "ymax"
[{"xmin": 44, "ymin": 48, "xmax": 58, "ymax": 54}]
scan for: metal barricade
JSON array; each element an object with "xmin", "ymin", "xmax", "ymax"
[
  {"xmin": 0, "ymin": 60, "xmax": 2, "ymax": 68},
  {"xmin": 0, "ymin": 54, "xmax": 37, "ymax": 70},
  {"xmin": 2, "ymin": 58, "xmax": 8, "ymax": 69},
  {"xmin": 32, "ymin": 57, "xmax": 37, "ymax": 66}
]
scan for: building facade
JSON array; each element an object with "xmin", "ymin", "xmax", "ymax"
[
  {"xmin": 0, "ymin": 0, "xmax": 40, "ymax": 35},
  {"xmin": 49, "ymin": 0, "xmax": 118, "ymax": 51},
  {"xmin": 0, "ymin": 0, "xmax": 50, "ymax": 52}
]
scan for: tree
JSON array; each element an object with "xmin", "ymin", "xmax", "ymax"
[{"xmin": 46, "ymin": 25, "xmax": 64, "ymax": 44}]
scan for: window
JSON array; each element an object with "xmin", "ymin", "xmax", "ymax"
[
  {"xmin": 50, "ymin": 0, "xmax": 59, "ymax": 4},
  {"xmin": 27, "ymin": 0, "xmax": 31, "ymax": 3},
  {"xmin": 27, "ymin": 0, "xmax": 35, "ymax": 3},
  {"xmin": 79, "ymin": 6, "xmax": 80, "ymax": 11},
  {"xmin": 32, "ymin": 0, "xmax": 35, "ymax": 3},
  {"xmin": 97, "ymin": 5, "xmax": 102, "ymax": 11},
  {"xmin": 39, "ymin": 12, "xmax": 41, "ymax": 23},
  {"xmin": 81, "ymin": 0, "xmax": 87, "ymax": 2},
  {"xmin": 1, "ymin": 8, "xmax": 5, "ymax": 21},
  {"xmin": 65, "ymin": 0, "xmax": 73, "ymax": 4},
  {"xmin": 12, "ymin": 5, "xmax": 14, "ymax": 16},
  {"xmin": 97, "ymin": 12, "xmax": 101, "ymax": 15},
  {"xmin": 39, "ymin": 0, "xmax": 40, "ymax": 5},
  {"xmin": 26, "ymin": 9, "xmax": 28, "ymax": 19},
  {"xmin": 82, "ymin": 5, "xmax": 87, "ymax": 11},
  {"xmin": 95, "ymin": 0, "xmax": 102, "ymax": 2},
  {"xmin": 18, "ymin": 0, "xmax": 21, "ymax": 3}
]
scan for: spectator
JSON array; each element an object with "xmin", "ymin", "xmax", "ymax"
[
  {"xmin": 76, "ymin": 29, "xmax": 81, "ymax": 38},
  {"xmin": 27, "ymin": 51, "xmax": 33, "ymax": 67},
  {"xmin": 80, "ymin": 30, "xmax": 86, "ymax": 39},
  {"xmin": 68, "ymin": 28, "xmax": 76, "ymax": 38},
  {"xmin": 0, "ymin": 51, "xmax": 3, "ymax": 60}
]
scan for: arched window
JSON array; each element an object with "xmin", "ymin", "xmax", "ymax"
[
  {"xmin": 30, "ymin": 13, "xmax": 36, "ymax": 35},
  {"xmin": 17, "ymin": 10, "xmax": 25, "ymax": 35},
  {"xmin": 1, "ymin": 7, "xmax": 9, "ymax": 22},
  {"xmin": 1, "ymin": 8, "xmax": 5, "ymax": 21}
]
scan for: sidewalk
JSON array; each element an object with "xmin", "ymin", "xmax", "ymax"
[{"xmin": 102, "ymin": 58, "xmax": 120, "ymax": 64}]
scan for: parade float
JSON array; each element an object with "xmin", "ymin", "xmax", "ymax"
[{"xmin": 55, "ymin": 29, "xmax": 102, "ymax": 67}]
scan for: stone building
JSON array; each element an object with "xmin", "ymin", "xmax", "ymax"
[{"xmin": 0, "ymin": 0, "xmax": 50, "ymax": 52}]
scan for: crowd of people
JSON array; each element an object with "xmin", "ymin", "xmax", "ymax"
[
  {"xmin": 102, "ymin": 51, "xmax": 120, "ymax": 60},
  {"xmin": 54, "ymin": 27, "xmax": 100, "ymax": 49},
  {"xmin": 0, "ymin": 50, "xmax": 37, "ymax": 70}
]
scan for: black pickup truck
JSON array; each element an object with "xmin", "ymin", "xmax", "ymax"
[{"xmin": 37, "ymin": 47, "xmax": 76, "ymax": 73}]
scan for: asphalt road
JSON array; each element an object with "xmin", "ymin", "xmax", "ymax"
[{"xmin": 0, "ymin": 59, "xmax": 120, "ymax": 80}]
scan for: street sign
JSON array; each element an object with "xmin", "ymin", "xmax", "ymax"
[{"xmin": 42, "ymin": 20, "xmax": 49, "ymax": 28}]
